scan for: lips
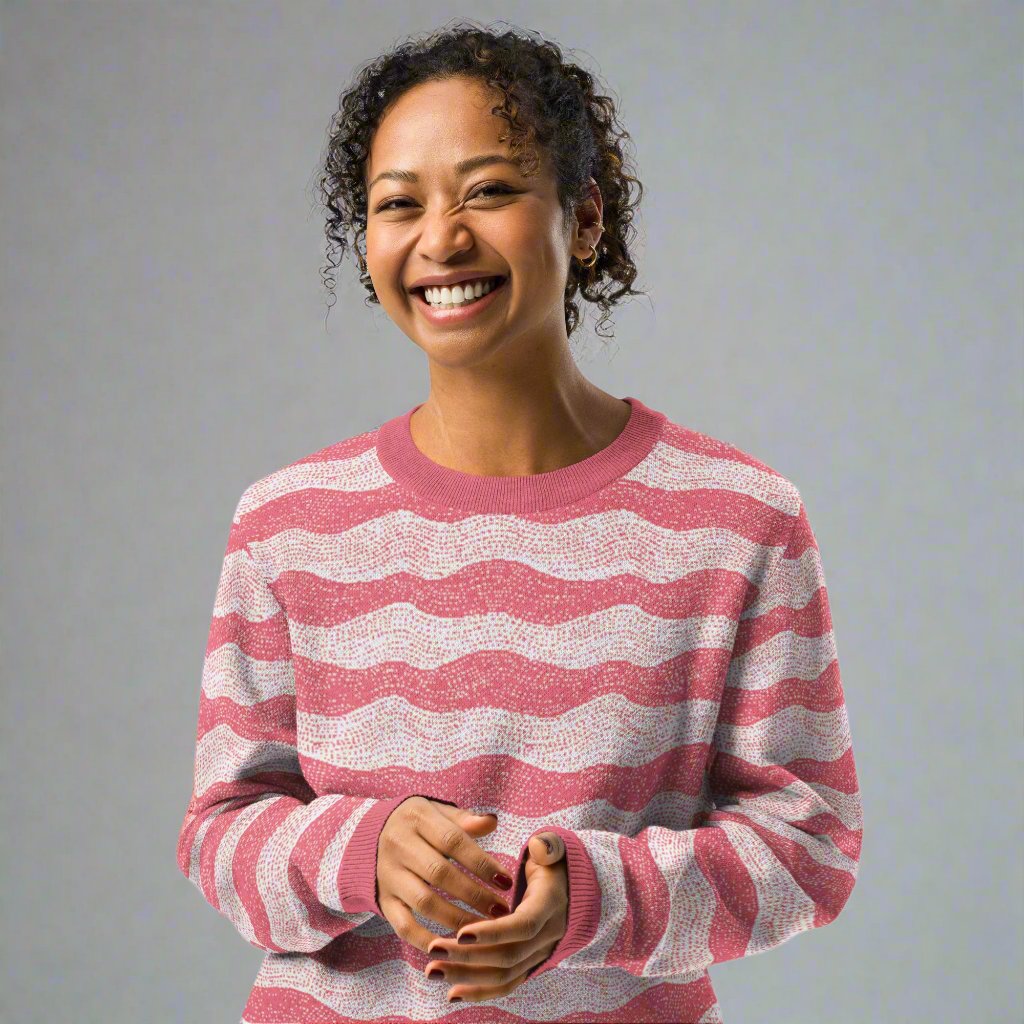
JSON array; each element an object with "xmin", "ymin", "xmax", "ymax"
[
  {"xmin": 411, "ymin": 274, "xmax": 509, "ymax": 323},
  {"xmin": 411, "ymin": 275, "xmax": 507, "ymax": 299}
]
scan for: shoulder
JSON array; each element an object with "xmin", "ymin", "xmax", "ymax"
[
  {"xmin": 647, "ymin": 410, "xmax": 803, "ymax": 521},
  {"xmin": 231, "ymin": 419, "xmax": 387, "ymax": 527}
]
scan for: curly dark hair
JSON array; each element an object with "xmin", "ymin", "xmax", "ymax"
[{"xmin": 311, "ymin": 18, "xmax": 647, "ymax": 342}]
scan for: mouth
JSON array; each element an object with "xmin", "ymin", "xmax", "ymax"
[{"xmin": 410, "ymin": 275, "xmax": 509, "ymax": 324}]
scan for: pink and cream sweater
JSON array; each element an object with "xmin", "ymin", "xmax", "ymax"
[{"xmin": 176, "ymin": 395, "xmax": 863, "ymax": 1024}]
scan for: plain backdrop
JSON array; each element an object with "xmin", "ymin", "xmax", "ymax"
[{"xmin": 2, "ymin": 2, "xmax": 1021, "ymax": 1021}]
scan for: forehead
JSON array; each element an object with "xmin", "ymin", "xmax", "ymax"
[{"xmin": 366, "ymin": 77, "xmax": 512, "ymax": 181}]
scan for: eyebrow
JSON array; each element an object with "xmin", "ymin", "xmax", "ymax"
[{"xmin": 367, "ymin": 153, "xmax": 519, "ymax": 193}]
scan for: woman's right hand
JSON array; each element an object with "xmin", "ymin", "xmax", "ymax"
[{"xmin": 376, "ymin": 796, "xmax": 515, "ymax": 954}]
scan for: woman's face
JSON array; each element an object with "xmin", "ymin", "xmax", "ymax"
[{"xmin": 363, "ymin": 74, "xmax": 599, "ymax": 370}]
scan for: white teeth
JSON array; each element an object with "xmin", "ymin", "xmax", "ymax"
[{"xmin": 423, "ymin": 276, "xmax": 502, "ymax": 308}]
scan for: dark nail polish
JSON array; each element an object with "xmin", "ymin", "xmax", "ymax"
[
  {"xmin": 541, "ymin": 837, "xmax": 553, "ymax": 854},
  {"xmin": 458, "ymin": 932, "xmax": 478, "ymax": 944},
  {"xmin": 428, "ymin": 947, "xmax": 449, "ymax": 960},
  {"xmin": 493, "ymin": 872, "xmax": 514, "ymax": 889},
  {"xmin": 427, "ymin": 968, "xmax": 445, "ymax": 979},
  {"xmin": 488, "ymin": 902, "xmax": 509, "ymax": 918},
  {"xmin": 449, "ymin": 996, "xmax": 463, "ymax": 1002}
]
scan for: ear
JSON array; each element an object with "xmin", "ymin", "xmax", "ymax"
[
  {"xmin": 571, "ymin": 177, "xmax": 603, "ymax": 257},
  {"xmin": 586, "ymin": 176, "xmax": 603, "ymax": 222}
]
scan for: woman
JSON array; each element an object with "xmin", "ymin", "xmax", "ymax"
[{"xmin": 177, "ymin": 21, "xmax": 863, "ymax": 1024}]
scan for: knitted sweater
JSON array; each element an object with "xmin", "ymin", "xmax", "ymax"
[{"xmin": 176, "ymin": 395, "xmax": 863, "ymax": 1024}]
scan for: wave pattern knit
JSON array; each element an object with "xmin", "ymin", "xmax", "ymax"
[{"xmin": 176, "ymin": 395, "xmax": 863, "ymax": 1023}]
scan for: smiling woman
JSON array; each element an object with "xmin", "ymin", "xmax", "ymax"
[
  {"xmin": 176, "ymin": 16, "xmax": 862, "ymax": 1024},
  {"xmin": 313, "ymin": 18, "xmax": 647, "ymax": 345}
]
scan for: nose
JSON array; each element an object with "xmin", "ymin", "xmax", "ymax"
[{"xmin": 414, "ymin": 208, "xmax": 477, "ymax": 266}]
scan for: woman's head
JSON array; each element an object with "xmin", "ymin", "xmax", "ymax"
[{"xmin": 315, "ymin": 20, "xmax": 645, "ymax": 363}]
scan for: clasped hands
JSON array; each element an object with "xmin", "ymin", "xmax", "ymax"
[{"xmin": 424, "ymin": 831, "xmax": 569, "ymax": 1004}]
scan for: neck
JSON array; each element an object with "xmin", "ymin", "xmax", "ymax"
[{"xmin": 409, "ymin": 372, "xmax": 630, "ymax": 478}]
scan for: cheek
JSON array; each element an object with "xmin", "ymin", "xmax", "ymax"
[
  {"xmin": 507, "ymin": 222, "xmax": 567, "ymax": 286},
  {"xmin": 363, "ymin": 225, "xmax": 395, "ymax": 273},
  {"xmin": 534, "ymin": 218, "xmax": 572, "ymax": 274}
]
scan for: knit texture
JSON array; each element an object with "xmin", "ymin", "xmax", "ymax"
[{"xmin": 176, "ymin": 395, "xmax": 863, "ymax": 1023}]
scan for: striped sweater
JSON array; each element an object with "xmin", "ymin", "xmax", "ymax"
[{"xmin": 176, "ymin": 395, "xmax": 863, "ymax": 1024}]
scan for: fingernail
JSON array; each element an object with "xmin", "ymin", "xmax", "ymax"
[
  {"xmin": 457, "ymin": 932, "xmax": 478, "ymax": 944},
  {"xmin": 541, "ymin": 837, "xmax": 553, "ymax": 854},
  {"xmin": 448, "ymin": 995, "xmax": 463, "ymax": 1002},
  {"xmin": 427, "ymin": 968, "xmax": 445, "ymax": 979},
  {"xmin": 427, "ymin": 946, "xmax": 449, "ymax": 959},
  {"xmin": 488, "ymin": 902, "xmax": 509, "ymax": 917},
  {"xmin": 493, "ymin": 872, "xmax": 514, "ymax": 889}
]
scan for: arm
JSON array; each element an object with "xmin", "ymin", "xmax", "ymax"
[
  {"xmin": 176, "ymin": 488, "xmax": 452, "ymax": 953},
  {"xmin": 509, "ymin": 494, "xmax": 863, "ymax": 979}
]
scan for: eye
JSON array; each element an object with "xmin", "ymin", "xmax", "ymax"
[
  {"xmin": 471, "ymin": 182, "xmax": 515, "ymax": 200},
  {"xmin": 375, "ymin": 182, "xmax": 516, "ymax": 213}
]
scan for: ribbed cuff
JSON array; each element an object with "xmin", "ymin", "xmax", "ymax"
[
  {"xmin": 337, "ymin": 794, "xmax": 462, "ymax": 916},
  {"xmin": 510, "ymin": 827, "xmax": 601, "ymax": 980}
]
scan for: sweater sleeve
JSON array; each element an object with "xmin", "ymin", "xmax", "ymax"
[
  {"xmin": 507, "ymin": 495, "xmax": 863, "ymax": 980},
  {"xmin": 175, "ymin": 490, "xmax": 454, "ymax": 954}
]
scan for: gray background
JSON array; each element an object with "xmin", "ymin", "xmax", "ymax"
[{"xmin": 3, "ymin": 2, "xmax": 1021, "ymax": 1021}]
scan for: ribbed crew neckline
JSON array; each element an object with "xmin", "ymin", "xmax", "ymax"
[{"xmin": 375, "ymin": 395, "xmax": 667, "ymax": 513}]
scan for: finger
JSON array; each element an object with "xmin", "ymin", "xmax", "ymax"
[
  {"xmin": 457, "ymin": 808, "xmax": 500, "ymax": 835},
  {"xmin": 416, "ymin": 802, "xmax": 515, "ymax": 891},
  {"xmin": 380, "ymin": 895, "xmax": 450, "ymax": 955},
  {"xmin": 427, "ymin": 929, "xmax": 549, "ymax": 973},
  {"xmin": 528, "ymin": 831, "xmax": 565, "ymax": 865},
  {"xmin": 428, "ymin": 951, "xmax": 525, "ymax": 986},
  {"xmin": 443, "ymin": 944, "xmax": 554, "ymax": 1004},
  {"xmin": 398, "ymin": 833, "xmax": 512, "ymax": 924},
  {"xmin": 450, "ymin": 877, "xmax": 549, "ymax": 948},
  {"xmin": 390, "ymin": 866, "xmax": 494, "ymax": 943}
]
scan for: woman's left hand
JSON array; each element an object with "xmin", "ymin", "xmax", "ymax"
[{"xmin": 422, "ymin": 832, "xmax": 569, "ymax": 1004}]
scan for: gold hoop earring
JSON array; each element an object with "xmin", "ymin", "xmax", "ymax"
[{"xmin": 577, "ymin": 244, "xmax": 599, "ymax": 269}]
